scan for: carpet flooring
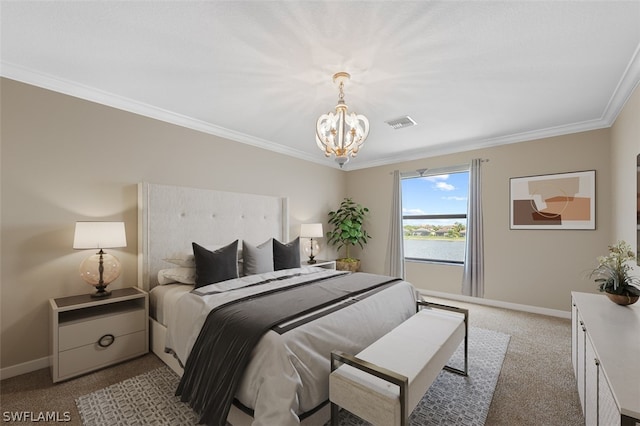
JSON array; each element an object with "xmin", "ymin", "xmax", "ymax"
[
  {"xmin": 75, "ymin": 327, "xmax": 509, "ymax": 426},
  {"xmin": 1, "ymin": 297, "xmax": 583, "ymax": 426}
]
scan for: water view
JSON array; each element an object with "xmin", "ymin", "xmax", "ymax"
[{"xmin": 403, "ymin": 239, "xmax": 466, "ymax": 263}]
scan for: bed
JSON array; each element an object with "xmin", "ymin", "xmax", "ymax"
[{"xmin": 138, "ymin": 182, "xmax": 417, "ymax": 426}]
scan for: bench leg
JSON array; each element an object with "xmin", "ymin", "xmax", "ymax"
[
  {"xmin": 417, "ymin": 300, "xmax": 469, "ymax": 377},
  {"xmin": 331, "ymin": 401, "xmax": 338, "ymax": 426},
  {"xmin": 330, "ymin": 352, "xmax": 338, "ymax": 426}
]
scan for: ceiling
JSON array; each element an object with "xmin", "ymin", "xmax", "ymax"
[{"xmin": 2, "ymin": 1, "xmax": 640, "ymax": 170}]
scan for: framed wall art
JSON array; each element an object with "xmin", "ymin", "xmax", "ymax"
[{"xmin": 510, "ymin": 170, "xmax": 596, "ymax": 230}]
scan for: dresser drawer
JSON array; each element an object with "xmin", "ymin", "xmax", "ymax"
[
  {"xmin": 58, "ymin": 308, "xmax": 146, "ymax": 351},
  {"xmin": 58, "ymin": 330, "xmax": 146, "ymax": 379}
]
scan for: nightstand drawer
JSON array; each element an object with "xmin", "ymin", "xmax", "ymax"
[
  {"xmin": 50, "ymin": 288, "xmax": 149, "ymax": 383},
  {"xmin": 58, "ymin": 330, "xmax": 146, "ymax": 378},
  {"xmin": 59, "ymin": 308, "xmax": 146, "ymax": 351}
]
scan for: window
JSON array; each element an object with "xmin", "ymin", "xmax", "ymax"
[{"xmin": 401, "ymin": 168, "xmax": 469, "ymax": 264}]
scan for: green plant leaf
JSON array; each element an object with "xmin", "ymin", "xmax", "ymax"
[{"xmin": 326, "ymin": 197, "xmax": 372, "ymax": 258}]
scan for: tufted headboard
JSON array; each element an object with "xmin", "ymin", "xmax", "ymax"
[{"xmin": 137, "ymin": 182, "xmax": 289, "ymax": 291}]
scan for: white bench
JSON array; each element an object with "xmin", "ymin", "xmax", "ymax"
[{"xmin": 329, "ymin": 301, "xmax": 468, "ymax": 426}]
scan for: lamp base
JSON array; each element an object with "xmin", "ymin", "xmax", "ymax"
[
  {"xmin": 91, "ymin": 285, "xmax": 112, "ymax": 298},
  {"xmin": 308, "ymin": 257, "xmax": 317, "ymax": 264}
]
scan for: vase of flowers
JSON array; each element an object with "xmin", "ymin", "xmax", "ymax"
[{"xmin": 590, "ymin": 240, "xmax": 640, "ymax": 305}]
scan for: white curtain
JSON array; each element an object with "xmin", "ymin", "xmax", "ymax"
[
  {"xmin": 387, "ymin": 170, "xmax": 405, "ymax": 279},
  {"xmin": 462, "ymin": 158, "xmax": 484, "ymax": 297}
]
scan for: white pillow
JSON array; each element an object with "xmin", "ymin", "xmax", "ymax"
[
  {"xmin": 158, "ymin": 267, "xmax": 196, "ymax": 285},
  {"xmin": 163, "ymin": 242, "xmax": 243, "ymax": 267},
  {"xmin": 163, "ymin": 252, "xmax": 196, "ymax": 268}
]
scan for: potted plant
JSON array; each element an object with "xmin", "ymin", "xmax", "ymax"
[
  {"xmin": 589, "ymin": 240, "xmax": 640, "ymax": 305},
  {"xmin": 326, "ymin": 198, "xmax": 371, "ymax": 272}
]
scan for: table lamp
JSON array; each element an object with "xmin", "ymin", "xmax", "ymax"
[
  {"xmin": 300, "ymin": 223, "xmax": 323, "ymax": 264},
  {"xmin": 73, "ymin": 221, "xmax": 127, "ymax": 297}
]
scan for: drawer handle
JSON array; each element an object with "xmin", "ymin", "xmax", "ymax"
[{"xmin": 97, "ymin": 334, "xmax": 115, "ymax": 348}]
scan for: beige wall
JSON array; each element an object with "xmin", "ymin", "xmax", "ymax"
[
  {"xmin": 2, "ymin": 76, "xmax": 636, "ymax": 372},
  {"xmin": 0, "ymin": 78, "xmax": 346, "ymax": 370},
  {"xmin": 610, "ymin": 85, "xmax": 640, "ymax": 278},
  {"xmin": 347, "ymin": 129, "xmax": 613, "ymax": 312}
]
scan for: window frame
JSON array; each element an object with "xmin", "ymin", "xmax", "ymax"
[{"xmin": 401, "ymin": 165, "xmax": 470, "ymax": 265}]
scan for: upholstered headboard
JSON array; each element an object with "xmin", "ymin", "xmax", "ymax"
[{"xmin": 138, "ymin": 182, "xmax": 289, "ymax": 291}]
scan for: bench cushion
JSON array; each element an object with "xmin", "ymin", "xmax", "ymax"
[{"xmin": 330, "ymin": 309, "xmax": 465, "ymax": 425}]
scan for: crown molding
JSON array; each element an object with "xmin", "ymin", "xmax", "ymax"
[
  {"xmin": 3, "ymin": 51, "xmax": 639, "ymax": 173},
  {"xmin": 349, "ymin": 46, "xmax": 640, "ymax": 171},
  {"xmin": 600, "ymin": 42, "xmax": 640, "ymax": 125},
  {"xmin": 0, "ymin": 62, "xmax": 332, "ymax": 168},
  {"xmin": 345, "ymin": 117, "xmax": 611, "ymax": 170}
]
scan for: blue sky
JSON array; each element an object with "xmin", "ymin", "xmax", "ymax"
[{"xmin": 402, "ymin": 172, "xmax": 469, "ymax": 224}]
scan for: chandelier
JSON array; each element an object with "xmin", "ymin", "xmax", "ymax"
[{"xmin": 315, "ymin": 72, "xmax": 370, "ymax": 168}]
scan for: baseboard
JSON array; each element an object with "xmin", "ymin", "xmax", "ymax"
[
  {"xmin": 419, "ymin": 289, "xmax": 571, "ymax": 319},
  {"xmin": 0, "ymin": 355, "xmax": 50, "ymax": 381}
]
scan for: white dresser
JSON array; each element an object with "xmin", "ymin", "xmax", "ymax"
[
  {"xmin": 49, "ymin": 287, "xmax": 148, "ymax": 383},
  {"xmin": 571, "ymin": 292, "xmax": 640, "ymax": 426}
]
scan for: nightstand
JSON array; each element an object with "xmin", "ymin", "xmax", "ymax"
[
  {"xmin": 302, "ymin": 259, "xmax": 336, "ymax": 269},
  {"xmin": 49, "ymin": 287, "xmax": 148, "ymax": 383}
]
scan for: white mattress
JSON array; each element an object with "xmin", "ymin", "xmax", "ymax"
[{"xmin": 149, "ymin": 283, "xmax": 193, "ymax": 326}]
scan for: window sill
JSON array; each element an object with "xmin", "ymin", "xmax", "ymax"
[{"xmin": 405, "ymin": 258, "xmax": 464, "ymax": 267}]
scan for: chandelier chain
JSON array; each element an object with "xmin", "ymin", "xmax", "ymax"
[{"xmin": 338, "ymin": 81, "xmax": 345, "ymax": 103}]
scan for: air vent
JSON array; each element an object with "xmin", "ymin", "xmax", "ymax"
[{"xmin": 385, "ymin": 116, "xmax": 417, "ymax": 130}]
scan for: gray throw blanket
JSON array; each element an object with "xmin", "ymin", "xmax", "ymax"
[{"xmin": 176, "ymin": 272, "xmax": 401, "ymax": 426}]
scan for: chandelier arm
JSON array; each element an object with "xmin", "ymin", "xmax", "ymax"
[{"xmin": 315, "ymin": 116, "xmax": 329, "ymax": 150}]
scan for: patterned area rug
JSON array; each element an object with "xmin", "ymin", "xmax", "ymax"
[{"xmin": 76, "ymin": 327, "xmax": 509, "ymax": 426}]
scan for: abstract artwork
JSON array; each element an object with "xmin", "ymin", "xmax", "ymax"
[{"xmin": 510, "ymin": 170, "xmax": 595, "ymax": 230}]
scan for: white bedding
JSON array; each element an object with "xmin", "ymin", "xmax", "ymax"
[
  {"xmin": 149, "ymin": 283, "xmax": 192, "ymax": 325},
  {"xmin": 164, "ymin": 266, "xmax": 417, "ymax": 426}
]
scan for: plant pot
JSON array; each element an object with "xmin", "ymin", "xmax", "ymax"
[
  {"xmin": 336, "ymin": 259, "xmax": 360, "ymax": 272},
  {"xmin": 605, "ymin": 292, "xmax": 639, "ymax": 306}
]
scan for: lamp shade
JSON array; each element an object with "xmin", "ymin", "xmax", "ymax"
[
  {"xmin": 73, "ymin": 222, "xmax": 127, "ymax": 249},
  {"xmin": 300, "ymin": 223, "xmax": 323, "ymax": 238}
]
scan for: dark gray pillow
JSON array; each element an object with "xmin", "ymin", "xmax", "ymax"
[
  {"xmin": 192, "ymin": 240, "xmax": 239, "ymax": 288},
  {"xmin": 242, "ymin": 239, "xmax": 274, "ymax": 275},
  {"xmin": 273, "ymin": 237, "xmax": 300, "ymax": 271}
]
